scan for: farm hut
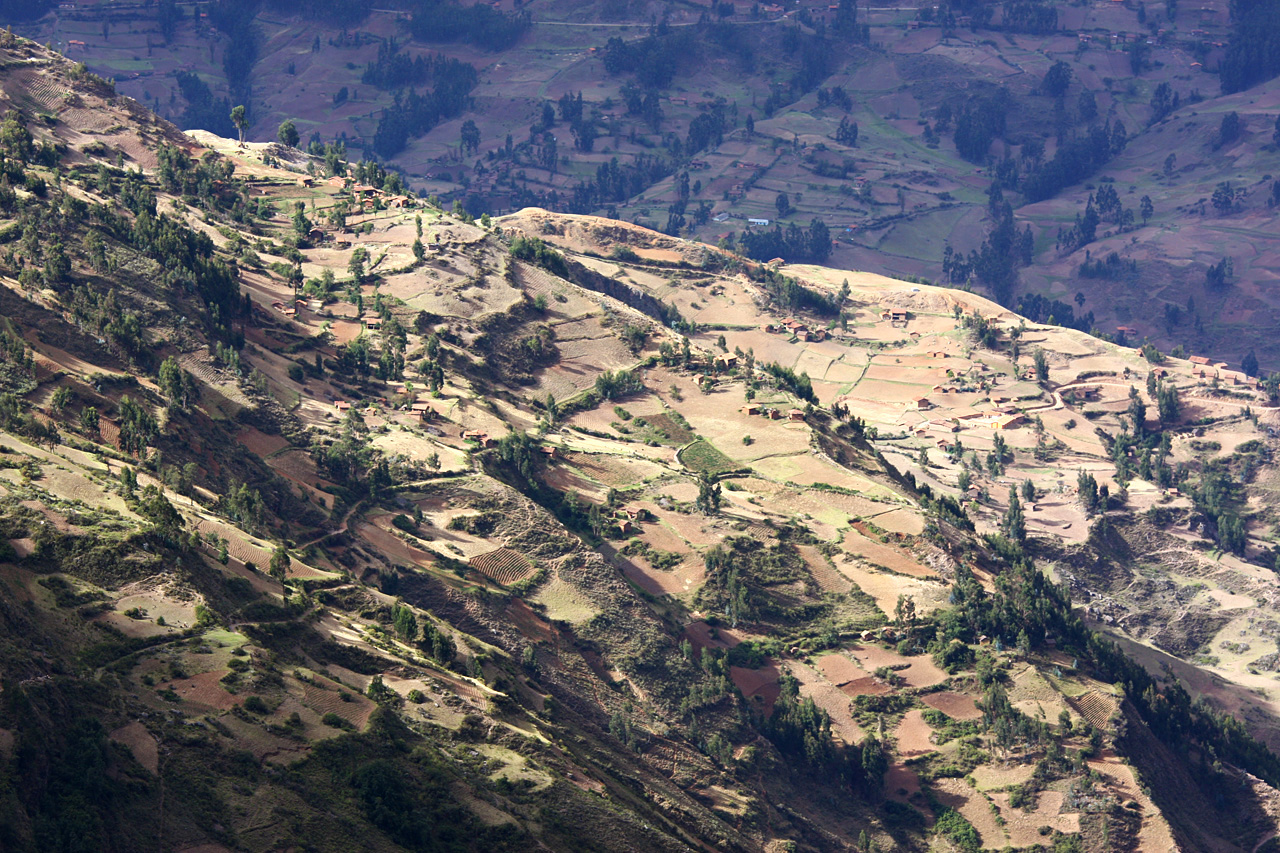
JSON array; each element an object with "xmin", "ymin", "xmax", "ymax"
[
  {"xmin": 788, "ymin": 409, "xmax": 806, "ymax": 421},
  {"xmin": 767, "ymin": 257, "xmax": 785, "ymax": 268},
  {"xmin": 714, "ymin": 354, "xmax": 738, "ymax": 370},
  {"xmin": 363, "ymin": 316, "xmax": 383, "ymax": 330},
  {"xmin": 809, "ymin": 329, "xmax": 826, "ymax": 342},
  {"xmin": 889, "ymin": 309, "xmax": 908, "ymax": 323},
  {"xmin": 767, "ymin": 408, "xmax": 782, "ymax": 420},
  {"xmin": 271, "ymin": 300, "xmax": 286, "ymax": 311},
  {"xmin": 927, "ymin": 351, "xmax": 948, "ymax": 358},
  {"xmin": 796, "ymin": 330, "xmax": 811, "ymax": 342},
  {"xmin": 463, "ymin": 430, "xmax": 488, "ymax": 443},
  {"xmin": 618, "ymin": 520, "xmax": 637, "ymax": 535},
  {"xmin": 1213, "ymin": 362, "xmax": 1229, "ymax": 370},
  {"xmin": 622, "ymin": 506, "xmax": 644, "ymax": 521},
  {"xmin": 298, "ymin": 176, "xmax": 314, "ymax": 188},
  {"xmin": 912, "ymin": 397, "xmax": 932, "ymax": 410},
  {"xmin": 744, "ymin": 404, "xmax": 762, "ymax": 415},
  {"xmin": 335, "ymin": 401, "xmax": 351, "ymax": 413},
  {"xmin": 763, "ymin": 323, "xmax": 779, "ymax": 333},
  {"xmin": 411, "ymin": 403, "xmax": 433, "ymax": 420},
  {"xmin": 540, "ymin": 445, "xmax": 559, "ymax": 459},
  {"xmin": 748, "ymin": 217, "xmax": 771, "ymax": 227},
  {"xmin": 1189, "ymin": 355, "xmax": 1211, "ymax": 365},
  {"xmin": 992, "ymin": 413, "xmax": 1025, "ymax": 430}
]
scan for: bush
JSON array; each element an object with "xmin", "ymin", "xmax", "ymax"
[
  {"xmin": 322, "ymin": 711, "xmax": 351, "ymax": 729},
  {"xmin": 243, "ymin": 695, "xmax": 269, "ymax": 714}
]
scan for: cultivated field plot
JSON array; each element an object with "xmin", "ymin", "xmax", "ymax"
[
  {"xmin": 840, "ymin": 528, "xmax": 936, "ymax": 578},
  {"xmin": 920, "ymin": 691, "xmax": 982, "ymax": 720},
  {"xmin": 469, "ymin": 548, "xmax": 536, "ymax": 585},
  {"xmin": 799, "ymin": 545, "xmax": 853, "ymax": 593},
  {"xmin": 846, "ymin": 644, "xmax": 948, "ymax": 689},
  {"xmin": 792, "ymin": 661, "xmax": 863, "ymax": 744},
  {"xmin": 895, "ymin": 709, "xmax": 935, "ymax": 758},
  {"xmin": 677, "ymin": 440, "xmax": 738, "ymax": 476},
  {"xmin": 729, "ymin": 663, "xmax": 781, "ymax": 713}
]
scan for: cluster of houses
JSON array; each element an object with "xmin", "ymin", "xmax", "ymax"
[
  {"xmin": 616, "ymin": 505, "xmax": 646, "ymax": 535},
  {"xmin": 1188, "ymin": 355, "xmax": 1258, "ymax": 386},
  {"xmin": 912, "ymin": 398, "xmax": 1027, "ymax": 436},
  {"xmin": 270, "ymin": 298, "xmax": 322, "ymax": 318},
  {"xmin": 743, "ymin": 404, "xmax": 807, "ymax": 422},
  {"xmin": 463, "ymin": 430, "xmax": 498, "ymax": 448},
  {"xmin": 880, "ymin": 308, "xmax": 909, "ymax": 326},
  {"xmin": 762, "ymin": 318, "xmax": 828, "ymax": 342}
]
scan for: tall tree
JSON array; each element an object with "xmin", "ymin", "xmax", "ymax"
[{"xmin": 230, "ymin": 104, "xmax": 247, "ymax": 147}]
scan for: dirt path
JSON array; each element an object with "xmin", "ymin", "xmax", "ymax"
[{"xmin": 295, "ymin": 499, "xmax": 364, "ymax": 550}]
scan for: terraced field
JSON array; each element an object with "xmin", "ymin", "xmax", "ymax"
[{"xmin": 469, "ymin": 548, "xmax": 536, "ymax": 585}]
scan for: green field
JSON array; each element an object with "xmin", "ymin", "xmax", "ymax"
[{"xmin": 677, "ymin": 439, "xmax": 737, "ymax": 476}]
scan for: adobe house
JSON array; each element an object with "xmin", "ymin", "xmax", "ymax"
[
  {"xmin": 622, "ymin": 506, "xmax": 644, "ymax": 520},
  {"xmin": 618, "ymin": 519, "xmax": 637, "ymax": 535},
  {"xmin": 744, "ymin": 404, "xmax": 762, "ymax": 415},
  {"xmin": 540, "ymin": 445, "xmax": 559, "ymax": 459},
  {"xmin": 912, "ymin": 397, "xmax": 932, "ymax": 410},
  {"xmin": 809, "ymin": 329, "xmax": 826, "ymax": 342},
  {"xmin": 411, "ymin": 403, "xmax": 432, "ymax": 420},
  {"xmin": 308, "ymin": 226, "xmax": 326, "ymax": 243},
  {"xmin": 992, "ymin": 413, "xmax": 1025, "ymax": 430},
  {"xmin": 788, "ymin": 409, "xmax": 806, "ymax": 421},
  {"xmin": 927, "ymin": 351, "xmax": 948, "ymax": 358},
  {"xmin": 796, "ymin": 330, "xmax": 811, "ymax": 342},
  {"xmin": 363, "ymin": 316, "xmax": 383, "ymax": 330},
  {"xmin": 714, "ymin": 353, "xmax": 738, "ymax": 370},
  {"xmin": 767, "ymin": 408, "xmax": 782, "ymax": 419},
  {"xmin": 1189, "ymin": 355, "xmax": 1211, "ymax": 366},
  {"xmin": 335, "ymin": 401, "xmax": 351, "ymax": 413},
  {"xmin": 463, "ymin": 430, "xmax": 488, "ymax": 443}
]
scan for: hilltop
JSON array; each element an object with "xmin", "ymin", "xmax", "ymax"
[{"xmin": 2, "ymin": 33, "xmax": 1280, "ymax": 853}]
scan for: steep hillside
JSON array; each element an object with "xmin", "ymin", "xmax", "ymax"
[{"xmin": 3, "ymin": 32, "xmax": 1280, "ymax": 853}]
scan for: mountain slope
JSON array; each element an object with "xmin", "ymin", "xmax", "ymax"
[{"xmin": 1, "ymin": 32, "xmax": 1280, "ymax": 853}]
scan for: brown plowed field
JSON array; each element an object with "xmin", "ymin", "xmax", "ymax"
[
  {"xmin": 158, "ymin": 670, "xmax": 239, "ymax": 712},
  {"xmin": 921, "ymin": 691, "xmax": 982, "ymax": 720},
  {"xmin": 895, "ymin": 709, "xmax": 935, "ymax": 757},
  {"xmin": 814, "ymin": 653, "xmax": 867, "ymax": 685},
  {"xmin": 109, "ymin": 722, "xmax": 158, "ymax": 774},
  {"xmin": 730, "ymin": 663, "xmax": 781, "ymax": 713}
]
